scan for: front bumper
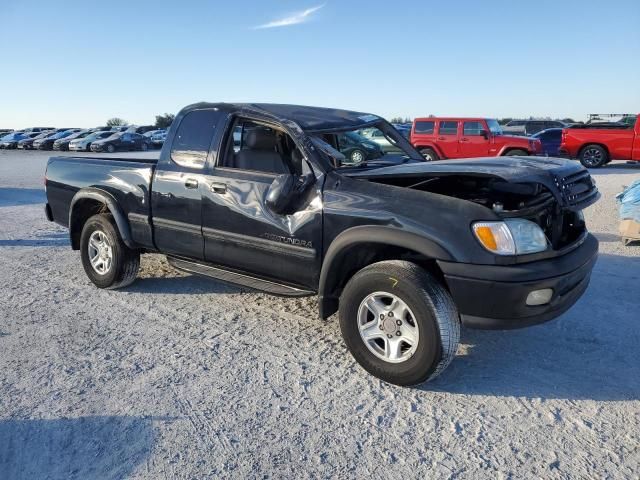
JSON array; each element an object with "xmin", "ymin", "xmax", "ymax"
[{"xmin": 438, "ymin": 233, "xmax": 598, "ymax": 329}]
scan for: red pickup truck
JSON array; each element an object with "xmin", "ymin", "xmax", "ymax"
[
  {"xmin": 559, "ymin": 114, "xmax": 640, "ymax": 168},
  {"xmin": 410, "ymin": 117, "xmax": 542, "ymax": 161}
]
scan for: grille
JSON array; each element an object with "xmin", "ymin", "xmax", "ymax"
[{"xmin": 555, "ymin": 170, "xmax": 599, "ymax": 209}]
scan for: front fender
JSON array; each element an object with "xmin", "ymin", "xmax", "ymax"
[
  {"xmin": 317, "ymin": 226, "xmax": 454, "ymax": 318},
  {"xmin": 69, "ymin": 188, "xmax": 134, "ymax": 249}
]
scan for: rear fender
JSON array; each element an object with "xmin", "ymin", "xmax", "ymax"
[{"xmin": 69, "ymin": 188, "xmax": 134, "ymax": 250}]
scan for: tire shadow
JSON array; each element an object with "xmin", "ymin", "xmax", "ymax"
[
  {"xmin": 0, "ymin": 416, "xmax": 160, "ymax": 480},
  {"xmin": 421, "ymin": 253, "xmax": 640, "ymax": 401}
]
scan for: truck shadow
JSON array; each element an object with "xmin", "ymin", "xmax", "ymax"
[
  {"xmin": 0, "ymin": 187, "xmax": 45, "ymax": 207},
  {"xmin": 128, "ymin": 274, "xmax": 243, "ymax": 295},
  {"xmin": 0, "ymin": 232, "xmax": 69, "ymax": 247},
  {"xmin": 589, "ymin": 162, "xmax": 640, "ymax": 175},
  {"xmin": 423, "ymin": 253, "xmax": 640, "ymax": 401},
  {"xmin": 0, "ymin": 415, "xmax": 158, "ymax": 480}
]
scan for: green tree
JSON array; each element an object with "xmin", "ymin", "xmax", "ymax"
[
  {"xmin": 155, "ymin": 113, "xmax": 175, "ymax": 129},
  {"xmin": 106, "ymin": 117, "xmax": 127, "ymax": 127}
]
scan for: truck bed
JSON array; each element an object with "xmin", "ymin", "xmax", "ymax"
[{"xmin": 45, "ymin": 155, "xmax": 157, "ymax": 248}]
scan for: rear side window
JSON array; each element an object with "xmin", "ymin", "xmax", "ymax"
[
  {"xmin": 414, "ymin": 121, "xmax": 435, "ymax": 134},
  {"xmin": 439, "ymin": 121, "xmax": 458, "ymax": 135},
  {"xmin": 171, "ymin": 109, "xmax": 221, "ymax": 169},
  {"xmin": 463, "ymin": 121, "xmax": 485, "ymax": 136},
  {"xmin": 542, "ymin": 130, "xmax": 562, "ymax": 141}
]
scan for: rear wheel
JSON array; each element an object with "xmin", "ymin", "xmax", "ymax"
[
  {"xmin": 505, "ymin": 149, "xmax": 528, "ymax": 156},
  {"xmin": 420, "ymin": 148, "xmax": 439, "ymax": 161},
  {"xmin": 339, "ymin": 260, "xmax": 460, "ymax": 386},
  {"xmin": 579, "ymin": 144, "xmax": 608, "ymax": 168},
  {"xmin": 80, "ymin": 214, "xmax": 140, "ymax": 289}
]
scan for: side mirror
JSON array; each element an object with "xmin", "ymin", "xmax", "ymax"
[
  {"xmin": 479, "ymin": 130, "xmax": 489, "ymax": 139},
  {"xmin": 265, "ymin": 174, "xmax": 296, "ymax": 214}
]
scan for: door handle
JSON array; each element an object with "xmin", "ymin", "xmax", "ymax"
[
  {"xmin": 437, "ymin": 136, "xmax": 446, "ymax": 140},
  {"xmin": 184, "ymin": 178, "xmax": 199, "ymax": 189},
  {"xmin": 460, "ymin": 137, "xmax": 469, "ymax": 142},
  {"xmin": 210, "ymin": 182, "xmax": 227, "ymax": 194}
]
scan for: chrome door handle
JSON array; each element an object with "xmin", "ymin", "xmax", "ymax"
[
  {"xmin": 184, "ymin": 178, "xmax": 199, "ymax": 189},
  {"xmin": 210, "ymin": 182, "xmax": 227, "ymax": 194}
]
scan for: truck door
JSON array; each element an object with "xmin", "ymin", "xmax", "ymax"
[
  {"xmin": 200, "ymin": 118, "xmax": 323, "ymax": 290},
  {"xmin": 459, "ymin": 121, "xmax": 490, "ymax": 157},
  {"xmin": 151, "ymin": 109, "xmax": 224, "ymax": 259},
  {"xmin": 633, "ymin": 116, "xmax": 640, "ymax": 161},
  {"xmin": 436, "ymin": 121, "xmax": 460, "ymax": 158}
]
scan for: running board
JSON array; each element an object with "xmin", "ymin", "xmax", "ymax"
[{"xmin": 166, "ymin": 256, "xmax": 314, "ymax": 297}]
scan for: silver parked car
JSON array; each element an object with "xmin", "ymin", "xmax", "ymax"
[{"xmin": 68, "ymin": 130, "xmax": 115, "ymax": 152}]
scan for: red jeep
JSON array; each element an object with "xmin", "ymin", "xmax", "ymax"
[
  {"xmin": 559, "ymin": 114, "xmax": 640, "ymax": 168},
  {"xmin": 410, "ymin": 117, "xmax": 542, "ymax": 161}
]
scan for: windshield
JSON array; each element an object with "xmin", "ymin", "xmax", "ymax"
[
  {"xmin": 310, "ymin": 121, "xmax": 423, "ymax": 168},
  {"xmin": 486, "ymin": 119, "xmax": 503, "ymax": 135}
]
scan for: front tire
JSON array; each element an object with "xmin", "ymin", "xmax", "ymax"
[
  {"xmin": 349, "ymin": 149, "xmax": 365, "ymax": 164},
  {"xmin": 106, "ymin": 144, "xmax": 115, "ymax": 153},
  {"xmin": 505, "ymin": 149, "xmax": 528, "ymax": 156},
  {"xmin": 579, "ymin": 144, "xmax": 608, "ymax": 168},
  {"xmin": 141, "ymin": 142, "xmax": 148, "ymax": 151},
  {"xmin": 80, "ymin": 214, "xmax": 140, "ymax": 289},
  {"xmin": 339, "ymin": 260, "xmax": 460, "ymax": 386},
  {"xmin": 420, "ymin": 148, "xmax": 439, "ymax": 161}
]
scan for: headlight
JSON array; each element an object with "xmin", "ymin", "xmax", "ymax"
[{"xmin": 472, "ymin": 219, "xmax": 548, "ymax": 255}]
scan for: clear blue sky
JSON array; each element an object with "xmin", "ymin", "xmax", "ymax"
[{"xmin": 1, "ymin": 0, "xmax": 639, "ymax": 128}]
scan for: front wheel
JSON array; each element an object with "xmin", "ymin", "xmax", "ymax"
[
  {"xmin": 579, "ymin": 144, "xmax": 608, "ymax": 168},
  {"xmin": 350, "ymin": 149, "xmax": 365, "ymax": 164},
  {"xmin": 141, "ymin": 142, "xmax": 148, "ymax": 151},
  {"xmin": 80, "ymin": 214, "xmax": 140, "ymax": 289},
  {"xmin": 420, "ymin": 148, "xmax": 439, "ymax": 161},
  {"xmin": 106, "ymin": 144, "xmax": 115, "ymax": 153},
  {"xmin": 339, "ymin": 260, "xmax": 460, "ymax": 386}
]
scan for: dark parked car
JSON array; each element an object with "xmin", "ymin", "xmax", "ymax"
[
  {"xmin": 0, "ymin": 131, "xmax": 37, "ymax": 149},
  {"xmin": 90, "ymin": 132, "xmax": 149, "ymax": 153},
  {"xmin": 531, "ymin": 128, "xmax": 564, "ymax": 156},
  {"xmin": 45, "ymin": 102, "xmax": 600, "ymax": 386},
  {"xmin": 53, "ymin": 130, "xmax": 93, "ymax": 151},
  {"xmin": 33, "ymin": 129, "xmax": 82, "ymax": 150},
  {"xmin": 336, "ymin": 131, "xmax": 384, "ymax": 164},
  {"xmin": 23, "ymin": 127, "xmax": 55, "ymax": 133},
  {"xmin": 17, "ymin": 130, "xmax": 55, "ymax": 149},
  {"xmin": 126, "ymin": 125, "xmax": 156, "ymax": 134},
  {"xmin": 502, "ymin": 120, "xmax": 567, "ymax": 136}
]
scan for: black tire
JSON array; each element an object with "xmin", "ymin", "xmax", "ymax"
[
  {"xmin": 339, "ymin": 260, "xmax": 460, "ymax": 386},
  {"xmin": 106, "ymin": 144, "xmax": 115, "ymax": 153},
  {"xmin": 80, "ymin": 214, "xmax": 140, "ymax": 289},
  {"xmin": 420, "ymin": 148, "xmax": 439, "ymax": 161},
  {"xmin": 505, "ymin": 149, "xmax": 528, "ymax": 156},
  {"xmin": 141, "ymin": 142, "xmax": 148, "ymax": 151},
  {"xmin": 579, "ymin": 144, "xmax": 608, "ymax": 168}
]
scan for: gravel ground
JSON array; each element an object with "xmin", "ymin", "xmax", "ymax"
[{"xmin": 0, "ymin": 149, "xmax": 639, "ymax": 479}]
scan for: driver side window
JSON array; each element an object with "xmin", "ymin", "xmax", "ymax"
[{"xmin": 219, "ymin": 119, "xmax": 304, "ymax": 176}]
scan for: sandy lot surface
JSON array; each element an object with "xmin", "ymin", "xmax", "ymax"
[{"xmin": 0, "ymin": 149, "xmax": 639, "ymax": 479}]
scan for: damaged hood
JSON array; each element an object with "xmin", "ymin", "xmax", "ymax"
[{"xmin": 344, "ymin": 156, "xmax": 600, "ymax": 211}]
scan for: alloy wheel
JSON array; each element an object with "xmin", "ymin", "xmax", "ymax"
[{"xmin": 357, "ymin": 291, "xmax": 420, "ymax": 363}]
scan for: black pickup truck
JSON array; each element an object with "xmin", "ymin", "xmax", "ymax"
[{"xmin": 45, "ymin": 103, "xmax": 600, "ymax": 385}]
